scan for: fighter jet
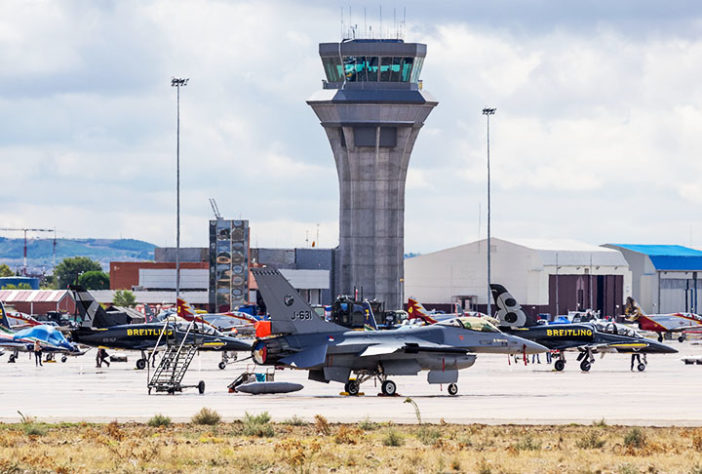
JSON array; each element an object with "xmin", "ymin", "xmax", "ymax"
[
  {"xmin": 70, "ymin": 287, "xmax": 252, "ymax": 369},
  {"xmin": 250, "ymin": 268, "xmax": 547, "ymax": 396},
  {"xmin": 624, "ymin": 297, "xmax": 702, "ymax": 342},
  {"xmin": 490, "ymin": 284, "xmax": 677, "ymax": 372},
  {"xmin": 0, "ymin": 301, "xmax": 82, "ymax": 362}
]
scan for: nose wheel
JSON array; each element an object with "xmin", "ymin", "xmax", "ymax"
[{"xmin": 580, "ymin": 360, "xmax": 591, "ymax": 372}]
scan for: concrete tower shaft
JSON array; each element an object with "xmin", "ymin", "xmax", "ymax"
[{"xmin": 307, "ymin": 39, "xmax": 437, "ymax": 309}]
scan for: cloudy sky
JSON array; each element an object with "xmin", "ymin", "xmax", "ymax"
[{"xmin": 2, "ymin": 0, "xmax": 702, "ymax": 254}]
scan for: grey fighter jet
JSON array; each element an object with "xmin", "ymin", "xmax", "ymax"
[{"xmin": 251, "ymin": 268, "xmax": 547, "ymax": 396}]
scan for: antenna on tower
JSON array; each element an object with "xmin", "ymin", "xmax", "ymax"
[
  {"xmin": 402, "ymin": 7, "xmax": 407, "ymax": 39},
  {"xmin": 340, "ymin": 6, "xmax": 344, "ymax": 39},
  {"xmin": 379, "ymin": 6, "xmax": 383, "ymax": 39}
]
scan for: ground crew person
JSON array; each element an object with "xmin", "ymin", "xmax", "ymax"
[{"xmin": 33, "ymin": 340, "xmax": 43, "ymax": 367}]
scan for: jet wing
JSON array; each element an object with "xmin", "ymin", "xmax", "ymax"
[
  {"xmin": 358, "ymin": 341, "xmax": 470, "ymax": 357},
  {"xmin": 279, "ymin": 344, "xmax": 328, "ymax": 368},
  {"xmin": 0, "ymin": 340, "xmax": 32, "ymax": 351}
]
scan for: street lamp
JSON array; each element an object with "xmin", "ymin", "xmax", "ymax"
[
  {"xmin": 482, "ymin": 107, "xmax": 496, "ymax": 316},
  {"xmin": 171, "ymin": 77, "xmax": 188, "ymax": 299}
]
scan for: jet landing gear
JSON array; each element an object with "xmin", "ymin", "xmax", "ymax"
[
  {"xmin": 136, "ymin": 350, "xmax": 150, "ymax": 370},
  {"xmin": 381, "ymin": 380, "xmax": 397, "ymax": 396},
  {"xmin": 218, "ymin": 351, "xmax": 237, "ymax": 370},
  {"xmin": 343, "ymin": 373, "xmax": 399, "ymax": 396},
  {"xmin": 554, "ymin": 352, "xmax": 567, "ymax": 371},
  {"xmin": 577, "ymin": 349, "xmax": 595, "ymax": 372}
]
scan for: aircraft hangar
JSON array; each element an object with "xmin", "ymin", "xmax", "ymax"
[
  {"xmin": 602, "ymin": 244, "xmax": 702, "ymax": 314},
  {"xmin": 404, "ymin": 237, "xmax": 632, "ymax": 318}
]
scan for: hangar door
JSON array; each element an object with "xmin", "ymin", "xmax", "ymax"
[
  {"xmin": 548, "ymin": 274, "xmax": 623, "ymax": 317},
  {"xmin": 659, "ymin": 277, "xmax": 701, "ymax": 313}
]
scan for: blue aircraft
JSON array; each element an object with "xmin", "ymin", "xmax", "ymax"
[{"xmin": 0, "ymin": 301, "xmax": 82, "ymax": 363}]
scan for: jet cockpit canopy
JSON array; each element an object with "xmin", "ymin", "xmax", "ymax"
[{"xmin": 438, "ymin": 316, "xmax": 500, "ymax": 333}]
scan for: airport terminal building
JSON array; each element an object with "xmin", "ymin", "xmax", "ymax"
[{"xmin": 404, "ymin": 238, "xmax": 632, "ymax": 317}]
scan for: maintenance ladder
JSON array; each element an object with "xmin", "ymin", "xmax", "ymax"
[{"xmin": 147, "ymin": 318, "xmax": 205, "ymax": 395}]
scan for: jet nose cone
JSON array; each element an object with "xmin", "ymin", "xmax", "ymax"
[
  {"xmin": 650, "ymin": 341, "xmax": 678, "ymax": 354},
  {"xmin": 509, "ymin": 335, "xmax": 549, "ymax": 354},
  {"xmin": 522, "ymin": 339, "xmax": 549, "ymax": 354}
]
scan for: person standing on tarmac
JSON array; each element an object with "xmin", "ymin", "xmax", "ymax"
[
  {"xmin": 33, "ymin": 340, "xmax": 43, "ymax": 367},
  {"xmin": 96, "ymin": 348, "xmax": 110, "ymax": 368}
]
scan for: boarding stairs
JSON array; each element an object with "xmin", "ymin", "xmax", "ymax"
[{"xmin": 147, "ymin": 318, "xmax": 205, "ymax": 395}]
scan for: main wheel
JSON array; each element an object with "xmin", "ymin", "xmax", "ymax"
[
  {"xmin": 136, "ymin": 358, "xmax": 146, "ymax": 370},
  {"xmin": 381, "ymin": 380, "xmax": 397, "ymax": 396},
  {"xmin": 637, "ymin": 363, "xmax": 646, "ymax": 372},
  {"xmin": 345, "ymin": 380, "xmax": 360, "ymax": 396},
  {"xmin": 218, "ymin": 361, "xmax": 226, "ymax": 370},
  {"xmin": 447, "ymin": 383, "xmax": 458, "ymax": 396},
  {"xmin": 658, "ymin": 333, "xmax": 663, "ymax": 342},
  {"xmin": 580, "ymin": 360, "xmax": 591, "ymax": 372},
  {"xmin": 554, "ymin": 360, "xmax": 566, "ymax": 371},
  {"xmin": 61, "ymin": 356, "xmax": 67, "ymax": 363},
  {"xmin": 678, "ymin": 335, "xmax": 686, "ymax": 343},
  {"xmin": 198, "ymin": 380, "xmax": 206, "ymax": 394}
]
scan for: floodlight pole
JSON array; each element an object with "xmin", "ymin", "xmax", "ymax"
[
  {"xmin": 171, "ymin": 77, "xmax": 189, "ymax": 300},
  {"xmin": 482, "ymin": 107, "xmax": 496, "ymax": 316}
]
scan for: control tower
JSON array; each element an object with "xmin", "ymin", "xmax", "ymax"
[{"xmin": 307, "ymin": 39, "xmax": 437, "ymax": 309}]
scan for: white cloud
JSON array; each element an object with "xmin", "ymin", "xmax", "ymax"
[{"xmin": 1, "ymin": 0, "xmax": 702, "ymax": 254}]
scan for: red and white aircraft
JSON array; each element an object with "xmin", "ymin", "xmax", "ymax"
[
  {"xmin": 624, "ymin": 297, "xmax": 702, "ymax": 342},
  {"xmin": 406, "ymin": 298, "xmax": 487, "ymax": 325}
]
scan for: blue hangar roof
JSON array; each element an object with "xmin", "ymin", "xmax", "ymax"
[{"xmin": 610, "ymin": 244, "xmax": 702, "ymax": 271}]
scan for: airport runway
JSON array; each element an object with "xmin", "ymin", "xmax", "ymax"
[{"xmin": 1, "ymin": 341, "xmax": 701, "ymax": 426}]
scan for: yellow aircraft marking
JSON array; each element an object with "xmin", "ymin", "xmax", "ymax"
[
  {"xmin": 609, "ymin": 343, "xmax": 648, "ymax": 348},
  {"xmin": 201, "ymin": 342, "xmax": 225, "ymax": 347}
]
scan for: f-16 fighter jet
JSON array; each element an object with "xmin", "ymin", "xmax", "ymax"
[
  {"xmin": 250, "ymin": 268, "xmax": 547, "ymax": 396},
  {"xmin": 491, "ymin": 284, "xmax": 677, "ymax": 372}
]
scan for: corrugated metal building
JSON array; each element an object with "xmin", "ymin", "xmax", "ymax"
[
  {"xmin": 405, "ymin": 238, "xmax": 632, "ymax": 317},
  {"xmin": 602, "ymin": 244, "xmax": 702, "ymax": 313},
  {"xmin": 110, "ymin": 261, "xmax": 209, "ymax": 290},
  {"xmin": 0, "ymin": 289, "xmax": 74, "ymax": 314}
]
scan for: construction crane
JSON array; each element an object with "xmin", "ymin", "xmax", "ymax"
[
  {"xmin": 209, "ymin": 198, "xmax": 222, "ymax": 220},
  {"xmin": 0, "ymin": 227, "xmax": 56, "ymax": 275}
]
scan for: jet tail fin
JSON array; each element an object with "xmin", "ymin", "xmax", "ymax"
[
  {"xmin": 407, "ymin": 298, "xmax": 438, "ymax": 324},
  {"xmin": 361, "ymin": 301, "xmax": 378, "ymax": 331},
  {"xmin": 0, "ymin": 301, "xmax": 10, "ymax": 329},
  {"xmin": 490, "ymin": 284, "xmax": 537, "ymax": 328},
  {"xmin": 252, "ymin": 267, "xmax": 346, "ymax": 335},
  {"xmin": 624, "ymin": 296, "xmax": 643, "ymax": 320},
  {"xmin": 70, "ymin": 285, "xmax": 113, "ymax": 328}
]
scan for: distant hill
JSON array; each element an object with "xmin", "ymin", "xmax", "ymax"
[{"xmin": 0, "ymin": 238, "xmax": 156, "ymax": 273}]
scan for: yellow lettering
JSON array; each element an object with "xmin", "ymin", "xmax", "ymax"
[{"xmin": 127, "ymin": 329, "xmax": 133, "ymax": 336}]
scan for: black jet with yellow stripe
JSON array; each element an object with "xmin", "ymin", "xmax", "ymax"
[
  {"xmin": 70, "ymin": 286, "xmax": 251, "ymax": 370},
  {"xmin": 491, "ymin": 284, "xmax": 677, "ymax": 373}
]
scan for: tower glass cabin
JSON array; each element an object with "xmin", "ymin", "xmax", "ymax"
[{"xmin": 307, "ymin": 39, "xmax": 437, "ymax": 310}]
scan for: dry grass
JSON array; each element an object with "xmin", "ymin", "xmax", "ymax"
[{"xmin": 0, "ymin": 421, "xmax": 701, "ymax": 473}]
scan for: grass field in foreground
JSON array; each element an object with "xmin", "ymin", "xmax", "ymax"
[{"xmin": 1, "ymin": 411, "xmax": 702, "ymax": 473}]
